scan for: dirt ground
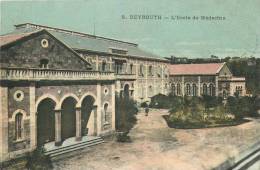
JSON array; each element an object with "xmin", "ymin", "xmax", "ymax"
[{"xmin": 53, "ymin": 109, "xmax": 260, "ymax": 170}]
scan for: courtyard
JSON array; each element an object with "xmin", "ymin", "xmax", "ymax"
[{"xmin": 53, "ymin": 109, "xmax": 260, "ymax": 170}]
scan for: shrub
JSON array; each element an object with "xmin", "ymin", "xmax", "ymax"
[
  {"xmin": 115, "ymin": 96, "xmax": 137, "ymax": 133},
  {"xmin": 26, "ymin": 147, "xmax": 53, "ymax": 170}
]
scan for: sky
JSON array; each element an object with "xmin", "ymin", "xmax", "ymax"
[{"xmin": 1, "ymin": 0, "xmax": 260, "ymax": 58}]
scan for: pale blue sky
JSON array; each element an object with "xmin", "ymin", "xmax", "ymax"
[{"xmin": 1, "ymin": 0, "xmax": 260, "ymax": 58}]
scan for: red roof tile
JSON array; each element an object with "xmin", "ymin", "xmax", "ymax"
[
  {"xmin": 0, "ymin": 31, "xmax": 38, "ymax": 47},
  {"xmin": 169, "ymin": 63, "xmax": 225, "ymax": 75}
]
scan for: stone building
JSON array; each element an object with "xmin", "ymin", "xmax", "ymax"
[
  {"xmin": 0, "ymin": 23, "xmax": 169, "ymax": 163},
  {"xmin": 168, "ymin": 63, "xmax": 246, "ymax": 98}
]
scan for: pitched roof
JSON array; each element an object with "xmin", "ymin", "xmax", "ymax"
[
  {"xmin": 0, "ymin": 31, "xmax": 39, "ymax": 47},
  {"xmin": 3, "ymin": 23, "xmax": 167, "ymax": 61},
  {"xmin": 169, "ymin": 63, "xmax": 225, "ymax": 75}
]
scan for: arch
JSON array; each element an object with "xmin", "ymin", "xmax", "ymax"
[
  {"xmin": 37, "ymin": 98, "xmax": 56, "ymax": 146},
  {"xmin": 202, "ymin": 83, "xmax": 208, "ymax": 95},
  {"xmin": 129, "ymin": 63, "xmax": 134, "ymax": 74},
  {"xmin": 81, "ymin": 95, "xmax": 96, "ymax": 136},
  {"xmin": 177, "ymin": 83, "xmax": 181, "ymax": 96},
  {"xmin": 124, "ymin": 84, "xmax": 130, "ymax": 99},
  {"xmin": 10, "ymin": 109, "xmax": 28, "ymax": 121},
  {"xmin": 36, "ymin": 94, "xmax": 59, "ymax": 110},
  {"xmin": 185, "ymin": 83, "xmax": 191, "ymax": 96},
  {"xmin": 103, "ymin": 102, "xmax": 109, "ymax": 122},
  {"xmin": 192, "ymin": 84, "xmax": 197, "ymax": 96},
  {"xmin": 58, "ymin": 93, "xmax": 79, "ymax": 110},
  {"xmin": 15, "ymin": 113, "xmax": 23, "ymax": 140},
  {"xmin": 77, "ymin": 92, "xmax": 97, "ymax": 107},
  {"xmin": 61, "ymin": 97, "xmax": 77, "ymax": 140},
  {"xmin": 101, "ymin": 60, "xmax": 106, "ymax": 72},
  {"xmin": 209, "ymin": 83, "xmax": 215, "ymax": 96},
  {"xmin": 171, "ymin": 83, "xmax": 176, "ymax": 95}
]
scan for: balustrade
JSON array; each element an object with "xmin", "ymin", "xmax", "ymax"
[{"xmin": 0, "ymin": 67, "xmax": 115, "ymax": 81}]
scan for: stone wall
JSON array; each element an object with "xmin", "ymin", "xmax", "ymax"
[{"xmin": 0, "ymin": 32, "xmax": 90, "ymax": 70}]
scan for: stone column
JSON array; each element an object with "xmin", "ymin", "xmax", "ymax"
[
  {"xmin": 96, "ymin": 83, "xmax": 102, "ymax": 136},
  {"xmin": 182, "ymin": 76, "xmax": 185, "ymax": 96},
  {"xmin": 75, "ymin": 107, "xmax": 82, "ymax": 141},
  {"xmin": 198, "ymin": 76, "xmax": 201, "ymax": 96},
  {"xmin": 96, "ymin": 55, "xmax": 99, "ymax": 71},
  {"xmin": 215, "ymin": 76, "xmax": 219, "ymax": 96},
  {"xmin": 54, "ymin": 110, "xmax": 62, "ymax": 146},
  {"xmin": 0, "ymin": 86, "xmax": 8, "ymax": 162},
  {"xmin": 111, "ymin": 84, "xmax": 116, "ymax": 131},
  {"xmin": 29, "ymin": 83, "xmax": 37, "ymax": 150}
]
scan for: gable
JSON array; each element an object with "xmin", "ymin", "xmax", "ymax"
[
  {"xmin": 218, "ymin": 63, "xmax": 232, "ymax": 76},
  {"xmin": 0, "ymin": 30, "xmax": 91, "ymax": 71}
]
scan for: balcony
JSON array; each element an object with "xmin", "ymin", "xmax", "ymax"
[
  {"xmin": 115, "ymin": 73, "xmax": 136, "ymax": 80},
  {"xmin": 0, "ymin": 67, "xmax": 115, "ymax": 81}
]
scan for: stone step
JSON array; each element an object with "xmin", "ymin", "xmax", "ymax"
[{"xmin": 44, "ymin": 136, "xmax": 104, "ymax": 159}]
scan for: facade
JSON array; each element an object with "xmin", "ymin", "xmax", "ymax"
[
  {"xmin": 168, "ymin": 63, "xmax": 246, "ymax": 98},
  {"xmin": 0, "ymin": 23, "xmax": 169, "ymax": 163}
]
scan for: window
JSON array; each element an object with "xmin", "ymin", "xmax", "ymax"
[
  {"xmin": 235, "ymin": 86, "xmax": 243, "ymax": 96},
  {"xmin": 148, "ymin": 65, "xmax": 153, "ymax": 76},
  {"xmin": 139, "ymin": 64, "xmax": 144, "ymax": 76},
  {"xmin": 209, "ymin": 84, "xmax": 215, "ymax": 96},
  {"xmin": 186, "ymin": 84, "xmax": 191, "ymax": 96},
  {"xmin": 130, "ymin": 64, "xmax": 133, "ymax": 74},
  {"xmin": 177, "ymin": 83, "xmax": 181, "ymax": 96},
  {"xmin": 104, "ymin": 103, "xmax": 108, "ymax": 122},
  {"xmin": 101, "ymin": 60, "xmax": 106, "ymax": 72},
  {"xmin": 40, "ymin": 59, "xmax": 49, "ymax": 69},
  {"xmin": 15, "ymin": 113, "xmax": 23, "ymax": 140},
  {"xmin": 203, "ymin": 84, "xmax": 207, "ymax": 95},
  {"xmin": 192, "ymin": 84, "xmax": 197, "ymax": 96},
  {"xmin": 171, "ymin": 84, "xmax": 176, "ymax": 96}
]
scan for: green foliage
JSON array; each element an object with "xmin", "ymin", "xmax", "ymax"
[
  {"xmin": 115, "ymin": 96, "xmax": 138, "ymax": 132},
  {"xmin": 26, "ymin": 147, "xmax": 53, "ymax": 170}
]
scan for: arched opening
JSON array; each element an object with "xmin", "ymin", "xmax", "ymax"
[
  {"xmin": 104, "ymin": 103, "xmax": 109, "ymax": 122},
  {"xmin": 177, "ymin": 83, "xmax": 181, "ymax": 96},
  {"xmin": 130, "ymin": 64, "xmax": 133, "ymax": 74},
  {"xmin": 186, "ymin": 84, "xmax": 191, "ymax": 96},
  {"xmin": 209, "ymin": 84, "xmax": 215, "ymax": 96},
  {"xmin": 37, "ymin": 98, "xmax": 56, "ymax": 146},
  {"xmin": 101, "ymin": 60, "xmax": 106, "ymax": 72},
  {"xmin": 192, "ymin": 84, "xmax": 197, "ymax": 96},
  {"xmin": 15, "ymin": 113, "xmax": 23, "ymax": 141},
  {"xmin": 171, "ymin": 84, "xmax": 176, "ymax": 96},
  {"xmin": 81, "ymin": 96, "xmax": 95, "ymax": 136},
  {"xmin": 61, "ymin": 97, "xmax": 77, "ymax": 140},
  {"xmin": 203, "ymin": 84, "xmax": 207, "ymax": 95},
  {"xmin": 124, "ymin": 84, "xmax": 130, "ymax": 99},
  {"xmin": 148, "ymin": 65, "xmax": 153, "ymax": 76}
]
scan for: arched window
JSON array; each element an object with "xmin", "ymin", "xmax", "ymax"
[
  {"xmin": 171, "ymin": 84, "xmax": 176, "ymax": 96},
  {"xmin": 209, "ymin": 84, "xmax": 215, "ymax": 96},
  {"xmin": 186, "ymin": 84, "xmax": 191, "ymax": 96},
  {"xmin": 177, "ymin": 83, "xmax": 181, "ymax": 96},
  {"xmin": 203, "ymin": 84, "xmax": 207, "ymax": 95},
  {"xmin": 15, "ymin": 113, "xmax": 23, "ymax": 140},
  {"xmin": 130, "ymin": 64, "xmax": 133, "ymax": 74},
  {"xmin": 104, "ymin": 103, "xmax": 108, "ymax": 122},
  {"xmin": 149, "ymin": 65, "xmax": 153, "ymax": 76},
  {"xmin": 192, "ymin": 84, "xmax": 197, "ymax": 96},
  {"xmin": 139, "ymin": 64, "xmax": 144, "ymax": 76},
  {"xmin": 101, "ymin": 60, "xmax": 106, "ymax": 72}
]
